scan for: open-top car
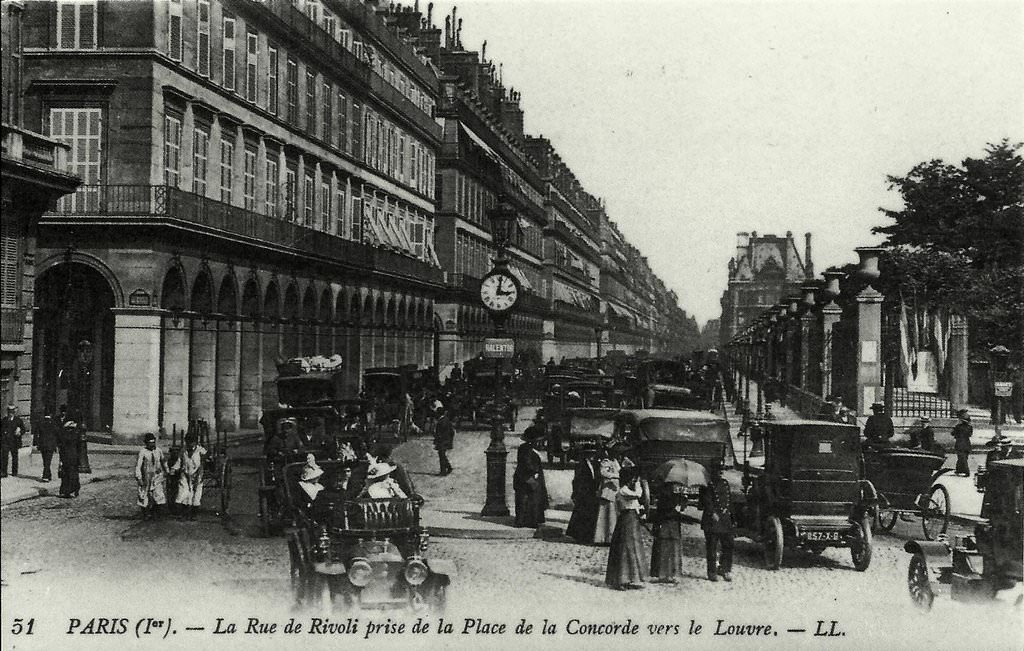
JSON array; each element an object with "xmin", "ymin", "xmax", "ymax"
[
  {"xmin": 905, "ymin": 457, "xmax": 1023, "ymax": 610},
  {"xmin": 284, "ymin": 460, "xmax": 456, "ymax": 613},
  {"xmin": 732, "ymin": 420, "xmax": 874, "ymax": 571},
  {"xmin": 614, "ymin": 408, "xmax": 730, "ymax": 500}
]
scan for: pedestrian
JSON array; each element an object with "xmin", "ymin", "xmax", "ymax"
[
  {"xmin": 952, "ymin": 409, "xmax": 973, "ymax": 476},
  {"xmin": 171, "ymin": 433, "xmax": 206, "ymax": 520},
  {"xmin": 863, "ymin": 402, "xmax": 894, "ymax": 446},
  {"xmin": 1, "ymin": 404, "xmax": 25, "ymax": 477},
  {"xmin": 513, "ymin": 429, "xmax": 548, "ymax": 528},
  {"xmin": 57, "ymin": 420, "xmax": 82, "ymax": 498},
  {"xmin": 432, "ymin": 401, "xmax": 455, "ymax": 476},
  {"xmin": 700, "ymin": 458, "xmax": 734, "ymax": 582},
  {"xmin": 907, "ymin": 416, "xmax": 940, "ymax": 453},
  {"xmin": 33, "ymin": 406, "xmax": 61, "ymax": 482},
  {"xmin": 604, "ymin": 465, "xmax": 647, "ymax": 590},
  {"xmin": 565, "ymin": 445, "xmax": 600, "ymax": 544},
  {"xmin": 135, "ymin": 433, "xmax": 168, "ymax": 519},
  {"xmin": 649, "ymin": 484, "xmax": 687, "ymax": 583},
  {"xmin": 593, "ymin": 447, "xmax": 621, "ymax": 545}
]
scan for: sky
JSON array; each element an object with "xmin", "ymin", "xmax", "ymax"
[{"xmin": 429, "ymin": 0, "xmax": 1024, "ymax": 326}]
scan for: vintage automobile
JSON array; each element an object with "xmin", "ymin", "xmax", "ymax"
[
  {"xmin": 544, "ymin": 382, "xmax": 631, "ymax": 465},
  {"xmin": 905, "ymin": 456, "xmax": 1023, "ymax": 610},
  {"xmin": 614, "ymin": 408, "xmax": 730, "ymax": 500},
  {"xmin": 862, "ymin": 446, "xmax": 950, "ymax": 539},
  {"xmin": 635, "ymin": 359, "xmax": 714, "ymax": 411},
  {"xmin": 285, "ymin": 460, "xmax": 456, "ymax": 612},
  {"xmin": 461, "ymin": 366, "xmax": 516, "ymax": 430},
  {"xmin": 732, "ymin": 420, "xmax": 874, "ymax": 571}
]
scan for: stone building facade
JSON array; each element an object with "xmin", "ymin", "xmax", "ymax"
[{"xmin": 719, "ymin": 230, "xmax": 814, "ymax": 346}]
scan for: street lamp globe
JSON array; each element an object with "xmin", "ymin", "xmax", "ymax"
[{"xmin": 488, "ymin": 199, "xmax": 517, "ymax": 252}]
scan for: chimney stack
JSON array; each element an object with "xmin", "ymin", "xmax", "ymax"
[{"xmin": 804, "ymin": 232, "xmax": 814, "ymax": 279}]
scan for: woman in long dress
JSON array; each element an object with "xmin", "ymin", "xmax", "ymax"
[
  {"xmin": 566, "ymin": 447, "xmax": 600, "ymax": 543},
  {"xmin": 57, "ymin": 421, "xmax": 81, "ymax": 498},
  {"xmin": 650, "ymin": 485, "xmax": 687, "ymax": 583},
  {"xmin": 592, "ymin": 451, "xmax": 621, "ymax": 544},
  {"xmin": 605, "ymin": 465, "xmax": 647, "ymax": 590},
  {"xmin": 513, "ymin": 431, "xmax": 548, "ymax": 528}
]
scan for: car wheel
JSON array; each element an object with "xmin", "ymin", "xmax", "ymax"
[
  {"xmin": 907, "ymin": 553, "xmax": 934, "ymax": 611},
  {"xmin": 763, "ymin": 515, "xmax": 784, "ymax": 570},
  {"xmin": 850, "ymin": 517, "xmax": 872, "ymax": 571},
  {"xmin": 876, "ymin": 508, "xmax": 898, "ymax": 533},
  {"xmin": 921, "ymin": 485, "xmax": 950, "ymax": 541}
]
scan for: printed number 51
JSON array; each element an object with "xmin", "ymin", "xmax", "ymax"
[{"xmin": 11, "ymin": 618, "xmax": 35, "ymax": 635}]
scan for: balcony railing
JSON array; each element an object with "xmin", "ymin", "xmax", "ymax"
[
  {"xmin": 369, "ymin": 73, "xmax": 441, "ymax": 141},
  {"xmin": 47, "ymin": 185, "xmax": 443, "ymax": 283},
  {"xmin": 544, "ymin": 220, "xmax": 600, "ymax": 263},
  {"xmin": 1, "ymin": 124, "xmax": 74, "ymax": 175}
]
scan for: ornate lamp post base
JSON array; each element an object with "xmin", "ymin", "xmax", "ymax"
[{"xmin": 482, "ymin": 417, "xmax": 510, "ymax": 517}]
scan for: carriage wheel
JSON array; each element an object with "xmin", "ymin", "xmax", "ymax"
[
  {"xmin": 763, "ymin": 515, "xmax": 784, "ymax": 570},
  {"xmin": 876, "ymin": 508, "xmax": 898, "ymax": 532},
  {"xmin": 907, "ymin": 553, "xmax": 934, "ymax": 611},
  {"xmin": 850, "ymin": 517, "xmax": 872, "ymax": 571},
  {"xmin": 219, "ymin": 459, "xmax": 232, "ymax": 516},
  {"xmin": 921, "ymin": 485, "xmax": 950, "ymax": 541}
]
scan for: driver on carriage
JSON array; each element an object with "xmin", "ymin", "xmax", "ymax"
[{"xmin": 281, "ymin": 416, "xmax": 337, "ymax": 458}]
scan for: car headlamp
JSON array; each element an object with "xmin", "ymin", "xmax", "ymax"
[
  {"xmin": 404, "ymin": 558, "xmax": 429, "ymax": 586},
  {"xmin": 348, "ymin": 558, "xmax": 373, "ymax": 587}
]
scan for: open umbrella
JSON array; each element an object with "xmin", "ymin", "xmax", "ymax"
[{"xmin": 650, "ymin": 458, "xmax": 710, "ymax": 488}]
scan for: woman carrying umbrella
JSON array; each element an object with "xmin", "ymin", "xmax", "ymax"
[
  {"xmin": 648, "ymin": 458, "xmax": 708, "ymax": 583},
  {"xmin": 593, "ymin": 447, "xmax": 621, "ymax": 544}
]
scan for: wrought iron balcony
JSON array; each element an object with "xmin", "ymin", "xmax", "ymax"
[{"xmin": 45, "ymin": 185, "xmax": 443, "ymax": 283}]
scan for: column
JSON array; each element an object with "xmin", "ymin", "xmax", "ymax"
[
  {"xmin": 111, "ymin": 310, "xmax": 162, "ymax": 444},
  {"xmin": 161, "ymin": 314, "xmax": 191, "ymax": 435},
  {"xmin": 238, "ymin": 318, "xmax": 262, "ymax": 429},
  {"xmin": 261, "ymin": 320, "xmax": 281, "ymax": 414},
  {"xmin": 800, "ymin": 312, "xmax": 815, "ymax": 390},
  {"xmin": 215, "ymin": 319, "xmax": 240, "ymax": 431},
  {"xmin": 855, "ymin": 287, "xmax": 884, "ymax": 417},
  {"xmin": 820, "ymin": 302, "xmax": 842, "ymax": 399},
  {"xmin": 189, "ymin": 318, "xmax": 217, "ymax": 425},
  {"xmin": 948, "ymin": 314, "xmax": 969, "ymax": 411}
]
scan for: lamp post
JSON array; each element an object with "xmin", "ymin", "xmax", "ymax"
[
  {"xmin": 991, "ymin": 345, "xmax": 1010, "ymax": 439},
  {"xmin": 480, "ymin": 199, "xmax": 519, "ymax": 517}
]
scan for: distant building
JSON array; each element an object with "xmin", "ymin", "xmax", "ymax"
[
  {"xmin": 1, "ymin": 0, "xmax": 80, "ymax": 415},
  {"xmin": 719, "ymin": 231, "xmax": 813, "ymax": 345}
]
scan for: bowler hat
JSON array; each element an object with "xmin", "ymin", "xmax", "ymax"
[{"xmin": 871, "ymin": 402, "xmax": 885, "ymax": 410}]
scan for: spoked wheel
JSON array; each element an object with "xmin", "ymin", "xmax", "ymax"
[
  {"xmin": 921, "ymin": 485, "xmax": 950, "ymax": 541},
  {"xmin": 218, "ymin": 458, "xmax": 232, "ymax": 516},
  {"xmin": 907, "ymin": 553, "xmax": 934, "ymax": 611},
  {"xmin": 850, "ymin": 516, "xmax": 873, "ymax": 571},
  {"xmin": 876, "ymin": 508, "xmax": 898, "ymax": 532},
  {"xmin": 762, "ymin": 515, "xmax": 784, "ymax": 570}
]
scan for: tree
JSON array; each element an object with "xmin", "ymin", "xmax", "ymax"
[{"xmin": 874, "ymin": 140, "xmax": 1023, "ymax": 270}]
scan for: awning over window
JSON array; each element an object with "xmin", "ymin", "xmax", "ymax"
[{"xmin": 508, "ymin": 262, "xmax": 533, "ymax": 291}]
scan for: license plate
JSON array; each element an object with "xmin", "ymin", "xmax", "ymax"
[{"xmin": 805, "ymin": 531, "xmax": 840, "ymax": 542}]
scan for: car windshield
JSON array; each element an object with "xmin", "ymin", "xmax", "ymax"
[
  {"xmin": 569, "ymin": 415, "xmax": 617, "ymax": 440},
  {"xmin": 637, "ymin": 417, "xmax": 726, "ymax": 442}
]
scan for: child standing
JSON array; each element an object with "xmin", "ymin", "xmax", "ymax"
[
  {"xmin": 171, "ymin": 433, "xmax": 206, "ymax": 520},
  {"xmin": 135, "ymin": 433, "xmax": 168, "ymax": 520}
]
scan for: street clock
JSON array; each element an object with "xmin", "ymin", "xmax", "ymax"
[{"xmin": 479, "ymin": 270, "xmax": 520, "ymax": 313}]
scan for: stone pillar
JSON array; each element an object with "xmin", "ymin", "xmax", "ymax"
[
  {"xmin": 215, "ymin": 320, "xmax": 241, "ymax": 431},
  {"xmin": 189, "ymin": 319, "xmax": 217, "ymax": 425},
  {"xmin": 161, "ymin": 314, "xmax": 191, "ymax": 435},
  {"xmin": 784, "ymin": 320, "xmax": 796, "ymax": 389},
  {"xmin": 373, "ymin": 327, "xmax": 387, "ymax": 366},
  {"xmin": 820, "ymin": 302, "xmax": 842, "ymax": 399},
  {"xmin": 110, "ymin": 310, "xmax": 162, "ymax": 443},
  {"xmin": 260, "ymin": 320, "xmax": 280, "ymax": 415},
  {"xmin": 948, "ymin": 314, "xmax": 969, "ymax": 411},
  {"xmin": 541, "ymin": 318, "xmax": 557, "ymax": 363},
  {"xmin": 238, "ymin": 319, "xmax": 262, "ymax": 429},
  {"xmin": 800, "ymin": 312, "xmax": 815, "ymax": 390},
  {"xmin": 855, "ymin": 287, "xmax": 884, "ymax": 417}
]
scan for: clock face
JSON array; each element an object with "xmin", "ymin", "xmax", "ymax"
[{"xmin": 480, "ymin": 272, "xmax": 519, "ymax": 312}]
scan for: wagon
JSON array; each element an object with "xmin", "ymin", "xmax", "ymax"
[
  {"xmin": 284, "ymin": 460, "xmax": 456, "ymax": 612},
  {"xmin": 732, "ymin": 420, "xmax": 874, "ymax": 571},
  {"xmin": 862, "ymin": 446, "xmax": 950, "ymax": 539}
]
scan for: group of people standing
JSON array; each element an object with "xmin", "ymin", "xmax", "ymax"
[{"xmin": 2, "ymin": 404, "xmax": 85, "ymax": 499}]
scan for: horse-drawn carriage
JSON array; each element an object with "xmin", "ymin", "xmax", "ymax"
[
  {"xmin": 862, "ymin": 445, "xmax": 950, "ymax": 539},
  {"xmin": 284, "ymin": 460, "xmax": 455, "ymax": 612}
]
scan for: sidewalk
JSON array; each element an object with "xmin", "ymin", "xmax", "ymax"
[{"xmin": 0, "ymin": 430, "xmax": 262, "ymax": 507}]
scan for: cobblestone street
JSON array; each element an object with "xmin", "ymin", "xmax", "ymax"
[{"xmin": 2, "ymin": 409, "xmax": 1019, "ymax": 651}]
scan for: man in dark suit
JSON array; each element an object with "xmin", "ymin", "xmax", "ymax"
[
  {"xmin": 700, "ymin": 458, "xmax": 733, "ymax": 582},
  {"xmin": 1, "ymin": 405, "xmax": 25, "ymax": 477},
  {"xmin": 566, "ymin": 445, "xmax": 600, "ymax": 543},
  {"xmin": 863, "ymin": 402, "xmax": 894, "ymax": 445},
  {"xmin": 952, "ymin": 409, "xmax": 973, "ymax": 476},
  {"xmin": 513, "ymin": 429, "xmax": 548, "ymax": 528},
  {"xmin": 432, "ymin": 402, "xmax": 454, "ymax": 476},
  {"xmin": 34, "ymin": 407, "xmax": 61, "ymax": 482}
]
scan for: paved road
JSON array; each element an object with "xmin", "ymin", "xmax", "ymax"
[{"xmin": 1, "ymin": 416, "xmax": 1019, "ymax": 651}]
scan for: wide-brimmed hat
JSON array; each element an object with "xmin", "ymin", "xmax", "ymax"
[
  {"xmin": 63, "ymin": 420, "xmax": 77, "ymax": 429},
  {"xmin": 431, "ymin": 400, "xmax": 444, "ymax": 412},
  {"xmin": 366, "ymin": 463, "xmax": 396, "ymax": 480},
  {"xmin": 870, "ymin": 402, "xmax": 885, "ymax": 410},
  {"xmin": 956, "ymin": 408, "xmax": 970, "ymax": 419},
  {"xmin": 300, "ymin": 464, "xmax": 324, "ymax": 481}
]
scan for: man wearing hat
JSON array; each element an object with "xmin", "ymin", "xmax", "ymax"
[
  {"xmin": 952, "ymin": 409, "xmax": 973, "ymax": 476},
  {"xmin": 700, "ymin": 457, "xmax": 734, "ymax": 582},
  {"xmin": 432, "ymin": 401, "xmax": 455, "ymax": 476},
  {"xmin": 908, "ymin": 416, "xmax": 940, "ymax": 452},
  {"xmin": 566, "ymin": 443, "xmax": 601, "ymax": 544},
  {"xmin": 863, "ymin": 402, "xmax": 894, "ymax": 446},
  {"xmin": 513, "ymin": 427, "xmax": 548, "ymax": 528},
  {"xmin": 1, "ymin": 405, "xmax": 25, "ymax": 477},
  {"xmin": 33, "ymin": 406, "xmax": 61, "ymax": 482},
  {"xmin": 135, "ymin": 433, "xmax": 168, "ymax": 519}
]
